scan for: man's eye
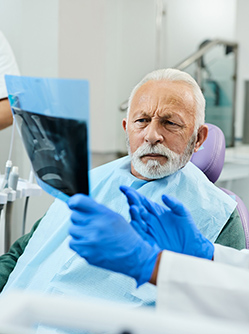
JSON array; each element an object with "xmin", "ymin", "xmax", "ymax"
[
  {"xmin": 164, "ymin": 120, "xmax": 178, "ymax": 126},
  {"xmin": 135, "ymin": 118, "xmax": 148, "ymax": 123}
]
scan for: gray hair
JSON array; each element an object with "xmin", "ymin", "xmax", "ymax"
[{"xmin": 127, "ymin": 68, "xmax": 205, "ymax": 129}]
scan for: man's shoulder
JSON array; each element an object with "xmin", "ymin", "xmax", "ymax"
[{"xmin": 215, "ymin": 208, "xmax": 246, "ymax": 250}]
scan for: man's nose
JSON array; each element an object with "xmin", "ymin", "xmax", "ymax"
[{"xmin": 144, "ymin": 122, "xmax": 164, "ymax": 145}]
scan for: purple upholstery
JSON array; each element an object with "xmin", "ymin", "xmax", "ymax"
[
  {"xmin": 191, "ymin": 123, "xmax": 249, "ymax": 248},
  {"xmin": 190, "ymin": 123, "xmax": 226, "ymax": 183}
]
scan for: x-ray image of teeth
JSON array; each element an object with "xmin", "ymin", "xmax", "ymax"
[{"xmin": 12, "ymin": 107, "xmax": 89, "ymax": 196}]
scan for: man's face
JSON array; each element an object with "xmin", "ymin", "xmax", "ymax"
[{"xmin": 123, "ymin": 80, "xmax": 199, "ymax": 180}]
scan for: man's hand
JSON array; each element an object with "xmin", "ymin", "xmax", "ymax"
[
  {"xmin": 120, "ymin": 185, "xmax": 214, "ymax": 260},
  {"xmin": 67, "ymin": 194, "xmax": 161, "ymax": 286}
]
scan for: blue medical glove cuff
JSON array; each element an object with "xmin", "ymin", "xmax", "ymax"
[
  {"xmin": 196, "ymin": 239, "xmax": 214, "ymax": 260},
  {"xmin": 135, "ymin": 242, "xmax": 161, "ymax": 287}
]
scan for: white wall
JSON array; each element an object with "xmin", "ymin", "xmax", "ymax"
[
  {"xmin": 235, "ymin": 0, "xmax": 249, "ymax": 139},
  {"xmin": 20, "ymin": 0, "xmax": 59, "ymax": 78}
]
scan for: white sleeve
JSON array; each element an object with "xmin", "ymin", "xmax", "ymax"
[
  {"xmin": 214, "ymin": 243, "xmax": 249, "ymax": 268},
  {"xmin": 156, "ymin": 249, "xmax": 249, "ymax": 322},
  {"xmin": 0, "ymin": 31, "xmax": 20, "ymax": 99}
]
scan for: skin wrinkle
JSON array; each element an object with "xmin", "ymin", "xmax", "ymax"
[{"xmin": 123, "ymin": 80, "xmax": 208, "ymax": 181}]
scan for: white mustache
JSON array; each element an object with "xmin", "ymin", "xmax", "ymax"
[{"xmin": 134, "ymin": 143, "xmax": 177, "ymax": 159}]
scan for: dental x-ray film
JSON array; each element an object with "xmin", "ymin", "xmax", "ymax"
[{"xmin": 5, "ymin": 75, "xmax": 90, "ymax": 201}]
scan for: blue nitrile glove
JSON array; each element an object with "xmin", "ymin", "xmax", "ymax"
[
  {"xmin": 67, "ymin": 194, "xmax": 161, "ymax": 286},
  {"xmin": 120, "ymin": 186, "xmax": 214, "ymax": 260}
]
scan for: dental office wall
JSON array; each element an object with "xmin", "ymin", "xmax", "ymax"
[{"xmin": 0, "ymin": 0, "xmax": 246, "ymax": 244}]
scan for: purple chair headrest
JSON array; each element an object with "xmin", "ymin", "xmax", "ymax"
[{"xmin": 190, "ymin": 123, "xmax": 226, "ymax": 183}]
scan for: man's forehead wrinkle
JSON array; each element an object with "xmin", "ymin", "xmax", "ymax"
[
  {"xmin": 130, "ymin": 80, "xmax": 196, "ymax": 121},
  {"xmin": 132, "ymin": 103, "xmax": 186, "ymax": 121},
  {"xmin": 166, "ymin": 96, "xmax": 185, "ymax": 107},
  {"xmin": 140, "ymin": 93, "xmax": 189, "ymax": 110}
]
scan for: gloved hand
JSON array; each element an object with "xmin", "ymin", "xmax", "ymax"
[
  {"xmin": 120, "ymin": 185, "xmax": 214, "ymax": 260},
  {"xmin": 67, "ymin": 194, "xmax": 161, "ymax": 286}
]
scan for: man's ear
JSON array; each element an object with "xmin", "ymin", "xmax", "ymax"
[
  {"xmin": 122, "ymin": 118, "xmax": 127, "ymax": 132},
  {"xmin": 194, "ymin": 124, "xmax": 208, "ymax": 152}
]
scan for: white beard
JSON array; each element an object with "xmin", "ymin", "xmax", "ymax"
[{"xmin": 127, "ymin": 135, "xmax": 196, "ymax": 180}]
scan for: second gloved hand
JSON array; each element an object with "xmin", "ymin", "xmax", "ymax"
[
  {"xmin": 67, "ymin": 194, "xmax": 161, "ymax": 286},
  {"xmin": 120, "ymin": 186, "xmax": 214, "ymax": 260}
]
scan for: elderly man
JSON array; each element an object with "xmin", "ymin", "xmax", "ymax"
[
  {"xmin": 90, "ymin": 68, "xmax": 242, "ymax": 247},
  {"xmin": 0, "ymin": 69, "xmax": 245, "ymax": 318}
]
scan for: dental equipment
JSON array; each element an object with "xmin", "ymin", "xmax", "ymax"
[
  {"xmin": 1, "ymin": 159, "xmax": 12, "ymax": 190},
  {"xmin": 0, "ymin": 115, "xmax": 42, "ymax": 253},
  {"xmin": 0, "ymin": 173, "xmax": 42, "ymax": 253}
]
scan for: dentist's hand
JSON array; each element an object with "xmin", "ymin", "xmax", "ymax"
[
  {"xmin": 67, "ymin": 194, "xmax": 161, "ymax": 286},
  {"xmin": 120, "ymin": 186, "xmax": 214, "ymax": 260}
]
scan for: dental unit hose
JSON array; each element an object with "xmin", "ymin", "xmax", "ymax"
[
  {"xmin": 9, "ymin": 166, "xmax": 19, "ymax": 191},
  {"xmin": 4, "ymin": 165, "xmax": 19, "ymax": 253},
  {"xmin": 1, "ymin": 160, "xmax": 12, "ymax": 190}
]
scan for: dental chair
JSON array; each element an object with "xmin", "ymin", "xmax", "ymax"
[{"xmin": 190, "ymin": 123, "xmax": 249, "ymax": 248}]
